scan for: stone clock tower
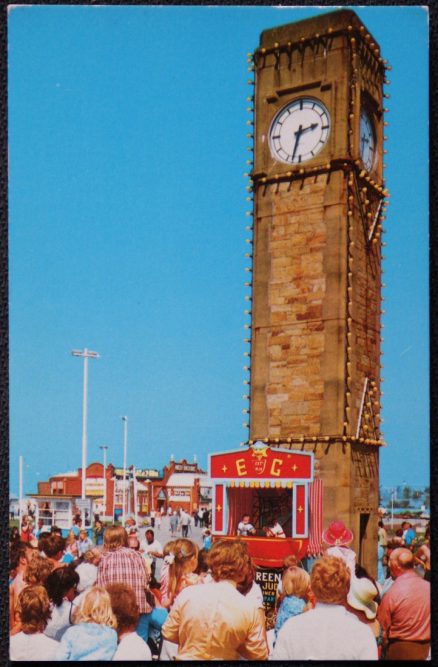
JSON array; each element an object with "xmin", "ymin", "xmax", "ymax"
[{"xmin": 245, "ymin": 9, "xmax": 388, "ymax": 573}]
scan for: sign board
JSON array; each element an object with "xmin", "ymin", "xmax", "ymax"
[
  {"xmin": 255, "ymin": 567, "xmax": 282, "ymax": 630},
  {"xmin": 85, "ymin": 478, "xmax": 104, "ymax": 496},
  {"xmin": 76, "ymin": 499, "xmax": 91, "ymax": 511},
  {"xmin": 210, "ymin": 445, "xmax": 313, "ymax": 481},
  {"xmin": 135, "ymin": 469, "xmax": 161, "ymax": 478},
  {"xmin": 113, "ymin": 468, "xmax": 160, "ymax": 479},
  {"xmin": 171, "ymin": 488, "xmax": 191, "ymax": 497},
  {"xmin": 174, "ymin": 463, "xmax": 199, "ymax": 473}
]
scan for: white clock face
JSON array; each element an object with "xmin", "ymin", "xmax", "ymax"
[
  {"xmin": 360, "ymin": 109, "xmax": 376, "ymax": 171},
  {"xmin": 268, "ymin": 98, "xmax": 330, "ymax": 165}
]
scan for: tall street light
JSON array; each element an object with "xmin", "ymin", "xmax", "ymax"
[
  {"xmin": 99, "ymin": 445, "xmax": 108, "ymax": 520},
  {"xmin": 72, "ymin": 348, "xmax": 100, "ymax": 525},
  {"xmin": 391, "ymin": 487, "xmax": 395, "ymax": 530},
  {"xmin": 121, "ymin": 416, "xmax": 128, "ymax": 525},
  {"xmin": 18, "ymin": 455, "xmax": 23, "ymax": 529}
]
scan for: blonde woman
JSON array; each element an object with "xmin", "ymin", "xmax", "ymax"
[
  {"xmin": 160, "ymin": 538, "xmax": 199, "ymax": 609},
  {"xmin": 274, "ymin": 566, "xmax": 311, "ymax": 639},
  {"xmin": 159, "ymin": 539, "xmax": 200, "ymax": 660},
  {"xmin": 56, "ymin": 586, "xmax": 118, "ymax": 660}
]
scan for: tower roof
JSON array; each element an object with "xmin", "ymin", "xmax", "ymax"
[{"xmin": 260, "ymin": 9, "xmax": 376, "ymax": 49}]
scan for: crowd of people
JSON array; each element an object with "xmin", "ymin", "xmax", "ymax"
[{"xmin": 9, "ymin": 512, "xmax": 430, "ymax": 661}]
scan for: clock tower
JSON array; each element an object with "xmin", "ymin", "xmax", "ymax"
[{"xmin": 245, "ymin": 9, "xmax": 388, "ymax": 573}]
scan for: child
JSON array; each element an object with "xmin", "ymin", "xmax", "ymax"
[
  {"xmin": 237, "ymin": 514, "xmax": 256, "ymax": 536},
  {"xmin": 77, "ymin": 529, "xmax": 93, "ymax": 557},
  {"xmin": 107, "ymin": 583, "xmax": 152, "ymax": 661},
  {"xmin": 56, "ymin": 586, "xmax": 118, "ymax": 660},
  {"xmin": 160, "ymin": 539, "xmax": 199, "ymax": 608},
  {"xmin": 274, "ymin": 566, "xmax": 311, "ymax": 639},
  {"xmin": 62, "ymin": 532, "xmax": 79, "ymax": 564},
  {"xmin": 203, "ymin": 529, "xmax": 212, "ymax": 551}
]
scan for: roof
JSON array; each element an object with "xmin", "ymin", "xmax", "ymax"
[{"xmin": 167, "ymin": 473, "xmax": 212, "ymax": 488}]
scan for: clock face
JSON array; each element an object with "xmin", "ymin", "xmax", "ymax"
[
  {"xmin": 360, "ymin": 109, "xmax": 376, "ymax": 171},
  {"xmin": 268, "ymin": 98, "xmax": 330, "ymax": 165}
]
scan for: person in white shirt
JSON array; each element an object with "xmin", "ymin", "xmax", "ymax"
[
  {"xmin": 272, "ymin": 555, "xmax": 378, "ymax": 661},
  {"xmin": 237, "ymin": 514, "xmax": 256, "ymax": 536},
  {"xmin": 139, "ymin": 528, "xmax": 163, "ymax": 580},
  {"xmin": 10, "ymin": 585, "xmax": 60, "ymax": 661},
  {"xmin": 161, "ymin": 539, "xmax": 268, "ymax": 660},
  {"xmin": 107, "ymin": 582, "xmax": 152, "ymax": 661},
  {"xmin": 263, "ymin": 516, "xmax": 286, "ymax": 538},
  {"xmin": 179, "ymin": 509, "xmax": 191, "ymax": 536}
]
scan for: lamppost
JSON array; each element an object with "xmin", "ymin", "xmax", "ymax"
[
  {"xmin": 18, "ymin": 455, "xmax": 23, "ymax": 529},
  {"xmin": 145, "ymin": 478, "xmax": 151, "ymax": 514},
  {"xmin": 391, "ymin": 487, "xmax": 395, "ymax": 530},
  {"xmin": 72, "ymin": 348, "xmax": 100, "ymax": 525},
  {"xmin": 121, "ymin": 416, "xmax": 128, "ymax": 525},
  {"xmin": 132, "ymin": 465, "xmax": 138, "ymax": 527},
  {"xmin": 99, "ymin": 445, "xmax": 108, "ymax": 520}
]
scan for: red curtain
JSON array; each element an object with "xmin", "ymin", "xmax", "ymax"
[{"xmin": 227, "ymin": 488, "xmax": 255, "ymax": 535}]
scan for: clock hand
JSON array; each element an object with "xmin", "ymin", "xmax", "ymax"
[
  {"xmin": 292, "ymin": 124, "xmax": 303, "ymax": 160},
  {"xmin": 300, "ymin": 122, "xmax": 318, "ymax": 135},
  {"xmin": 292, "ymin": 122, "xmax": 319, "ymax": 160}
]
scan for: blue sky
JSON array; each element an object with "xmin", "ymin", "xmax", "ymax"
[{"xmin": 8, "ymin": 5, "xmax": 429, "ymax": 495}]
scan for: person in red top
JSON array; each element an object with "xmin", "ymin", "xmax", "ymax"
[
  {"xmin": 20, "ymin": 516, "xmax": 34, "ymax": 543},
  {"xmin": 377, "ymin": 547, "xmax": 430, "ymax": 660},
  {"xmin": 97, "ymin": 525, "xmax": 167, "ymax": 645}
]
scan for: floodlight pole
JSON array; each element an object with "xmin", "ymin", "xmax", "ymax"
[
  {"xmin": 391, "ymin": 488, "xmax": 394, "ymax": 529},
  {"xmin": 18, "ymin": 455, "xmax": 23, "ymax": 529},
  {"xmin": 99, "ymin": 445, "xmax": 108, "ymax": 520},
  {"xmin": 122, "ymin": 416, "xmax": 128, "ymax": 525},
  {"xmin": 72, "ymin": 348, "xmax": 100, "ymax": 525}
]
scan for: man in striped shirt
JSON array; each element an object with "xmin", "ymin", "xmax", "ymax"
[{"xmin": 97, "ymin": 526, "xmax": 167, "ymax": 644}]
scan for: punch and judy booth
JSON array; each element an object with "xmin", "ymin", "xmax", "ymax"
[{"xmin": 209, "ymin": 443, "xmax": 315, "ymax": 566}]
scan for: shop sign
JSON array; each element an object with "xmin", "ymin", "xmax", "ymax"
[
  {"xmin": 113, "ymin": 468, "xmax": 160, "ymax": 478},
  {"xmin": 85, "ymin": 478, "xmax": 104, "ymax": 496},
  {"xmin": 174, "ymin": 463, "xmax": 198, "ymax": 473}
]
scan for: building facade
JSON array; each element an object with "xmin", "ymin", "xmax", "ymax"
[{"xmin": 31, "ymin": 457, "xmax": 212, "ymax": 527}]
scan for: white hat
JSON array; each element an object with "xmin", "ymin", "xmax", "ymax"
[
  {"xmin": 347, "ymin": 576, "xmax": 378, "ymax": 620},
  {"xmin": 76, "ymin": 562, "xmax": 98, "ymax": 593}
]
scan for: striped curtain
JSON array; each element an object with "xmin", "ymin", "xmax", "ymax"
[{"xmin": 307, "ymin": 478, "xmax": 324, "ymax": 557}]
